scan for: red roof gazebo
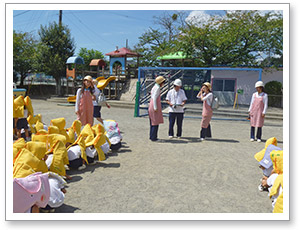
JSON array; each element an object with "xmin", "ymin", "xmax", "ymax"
[{"xmin": 105, "ymin": 47, "xmax": 141, "ymax": 76}]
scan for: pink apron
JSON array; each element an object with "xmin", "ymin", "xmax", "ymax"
[
  {"xmin": 77, "ymin": 89, "xmax": 94, "ymax": 126},
  {"xmin": 201, "ymin": 99, "xmax": 213, "ymax": 128},
  {"xmin": 250, "ymin": 93, "xmax": 265, "ymax": 127},
  {"xmin": 148, "ymin": 88, "xmax": 164, "ymax": 126}
]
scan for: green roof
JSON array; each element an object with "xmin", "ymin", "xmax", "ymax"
[{"xmin": 157, "ymin": 52, "xmax": 187, "ymax": 60}]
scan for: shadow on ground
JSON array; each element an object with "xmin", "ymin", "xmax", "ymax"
[{"xmin": 54, "ymin": 203, "xmax": 80, "ymax": 213}]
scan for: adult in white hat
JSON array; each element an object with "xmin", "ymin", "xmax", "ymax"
[
  {"xmin": 248, "ymin": 81, "xmax": 268, "ymax": 142},
  {"xmin": 197, "ymin": 82, "xmax": 213, "ymax": 141},
  {"xmin": 148, "ymin": 76, "xmax": 166, "ymax": 141},
  {"xmin": 166, "ymin": 79, "xmax": 187, "ymax": 139},
  {"xmin": 75, "ymin": 75, "xmax": 95, "ymax": 126}
]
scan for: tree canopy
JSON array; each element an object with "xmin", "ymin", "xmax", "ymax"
[
  {"xmin": 13, "ymin": 30, "xmax": 37, "ymax": 86},
  {"xmin": 77, "ymin": 47, "xmax": 105, "ymax": 71},
  {"xmin": 37, "ymin": 22, "xmax": 75, "ymax": 95},
  {"xmin": 135, "ymin": 10, "xmax": 283, "ymax": 68}
]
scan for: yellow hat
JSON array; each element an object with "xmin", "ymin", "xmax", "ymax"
[
  {"xmin": 155, "ymin": 76, "xmax": 166, "ymax": 85},
  {"xmin": 273, "ymin": 191, "xmax": 283, "ymax": 213},
  {"xmin": 14, "ymin": 148, "xmax": 48, "ymax": 174},
  {"xmin": 13, "ymin": 162, "xmax": 36, "ymax": 178},
  {"xmin": 35, "ymin": 121, "xmax": 45, "ymax": 133},
  {"xmin": 27, "ymin": 114, "xmax": 42, "ymax": 134},
  {"xmin": 270, "ymin": 150, "xmax": 283, "ymax": 174},
  {"xmin": 48, "ymin": 126, "xmax": 60, "ymax": 134},
  {"xmin": 50, "ymin": 118, "xmax": 66, "ymax": 131},
  {"xmin": 47, "ymin": 140, "xmax": 68, "ymax": 176},
  {"xmin": 72, "ymin": 120, "xmax": 82, "ymax": 135},
  {"xmin": 13, "ymin": 95, "xmax": 25, "ymax": 118},
  {"xmin": 202, "ymin": 82, "xmax": 212, "ymax": 91},
  {"xmin": 86, "ymin": 134, "xmax": 107, "ymax": 161},
  {"xmin": 24, "ymin": 96, "xmax": 34, "ymax": 117},
  {"xmin": 92, "ymin": 123, "xmax": 105, "ymax": 135},
  {"xmin": 81, "ymin": 124, "xmax": 95, "ymax": 144},
  {"xmin": 13, "ymin": 138, "xmax": 26, "ymax": 160},
  {"xmin": 254, "ymin": 137, "xmax": 278, "ymax": 162},
  {"xmin": 25, "ymin": 141, "xmax": 47, "ymax": 160},
  {"xmin": 67, "ymin": 120, "xmax": 82, "ymax": 143},
  {"xmin": 67, "ymin": 134, "xmax": 88, "ymax": 164}
]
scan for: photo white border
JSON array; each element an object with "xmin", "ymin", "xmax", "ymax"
[{"xmin": 6, "ymin": 2, "xmax": 290, "ymax": 222}]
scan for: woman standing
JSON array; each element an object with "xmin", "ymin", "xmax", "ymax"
[
  {"xmin": 75, "ymin": 75, "xmax": 95, "ymax": 126},
  {"xmin": 197, "ymin": 82, "xmax": 213, "ymax": 141},
  {"xmin": 248, "ymin": 81, "xmax": 268, "ymax": 142},
  {"xmin": 148, "ymin": 76, "xmax": 166, "ymax": 141}
]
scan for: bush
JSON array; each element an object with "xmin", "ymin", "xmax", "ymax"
[{"xmin": 264, "ymin": 81, "xmax": 282, "ymax": 107}]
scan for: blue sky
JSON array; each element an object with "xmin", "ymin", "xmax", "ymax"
[{"xmin": 13, "ymin": 10, "xmax": 194, "ymax": 57}]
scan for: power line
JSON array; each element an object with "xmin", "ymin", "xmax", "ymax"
[
  {"xmin": 13, "ymin": 10, "xmax": 31, "ymax": 18},
  {"xmin": 69, "ymin": 11, "xmax": 115, "ymax": 47}
]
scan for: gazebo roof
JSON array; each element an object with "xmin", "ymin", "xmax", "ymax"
[
  {"xmin": 157, "ymin": 52, "xmax": 187, "ymax": 60},
  {"xmin": 66, "ymin": 56, "xmax": 85, "ymax": 64},
  {"xmin": 89, "ymin": 59, "xmax": 106, "ymax": 67},
  {"xmin": 105, "ymin": 47, "xmax": 140, "ymax": 57}
]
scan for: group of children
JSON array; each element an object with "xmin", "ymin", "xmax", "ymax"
[
  {"xmin": 13, "ymin": 95, "xmax": 123, "ymax": 213},
  {"xmin": 254, "ymin": 137, "xmax": 283, "ymax": 213}
]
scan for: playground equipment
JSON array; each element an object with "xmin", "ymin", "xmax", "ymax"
[
  {"xmin": 66, "ymin": 56, "xmax": 85, "ymax": 95},
  {"xmin": 134, "ymin": 67, "xmax": 263, "ymax": 117},
  {"xmin": 67, "ymin": 76, "xmax": 117, "ymax": 103},
  {"xmin": 105, "ymin": 47, "xmax": 141, "ymax": 77}
]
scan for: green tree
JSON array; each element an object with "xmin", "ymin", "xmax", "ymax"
[
  {"xmin": 134, "ymin": 11, "xmax": 188, "ymax": 66},
  {"xmin": 177, "ymin": 10, "xmax": 283, "ymax": 68},
  {"xmin": 77, "ymin": 47, "xmax": 105, "ymax": 71},
  {"xmin": 13, "ymin": 31, "xmax": 37, "ymax": 86},
  {"xmin": 37, "ymin": 22, "xmax": 75, "ymax": 95}
]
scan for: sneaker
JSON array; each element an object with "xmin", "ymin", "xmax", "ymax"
[
  {"xmin": 257, "ymin": 139, "xmax": 262, "ymax": 143},
  {"xmin": 78, "ymin": 164, "xmax": 86, "ymax": 171},
  {"xmin": 176, "ymin": 136, "xmax": 181, "ymax": 139},
  {"xmin": 250, "ymin": 138, "xmax": 255, "ymax": 142},
  {"xmin": 200, "ymin": 138, "xmax": 204, "ymax": 141},
  {"xmin": 258, "ymin": 184, "xmax": 264, "ymax": 192},
  {"xmin": 169, "ymin": 136, "xmax": 174, "ymax": 139}
]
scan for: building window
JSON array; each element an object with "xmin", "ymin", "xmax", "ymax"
[{"xmin": 212, "ymin": 79, "xmax": 235, "ymax": 92}]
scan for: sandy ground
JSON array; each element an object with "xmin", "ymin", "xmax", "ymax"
[{"xmin": 31, "ymin": 99, "xmax": 283, "ymax": 213}]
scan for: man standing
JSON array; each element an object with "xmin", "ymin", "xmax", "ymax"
[{"xmin": 166, "ymin": 79, "xmax": 187, "ymax": 139}]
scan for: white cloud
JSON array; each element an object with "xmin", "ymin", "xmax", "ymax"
[
  {"xmin": 186, "ymin": 10, "xmax": 283, "ymax": 27},
  {"xmin": 185, "ymin": 11, "xmax": 216, "ymax": 27}
]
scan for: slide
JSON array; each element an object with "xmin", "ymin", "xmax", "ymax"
[{"xmin": 67, "ymin": 76, "xmax": 116, "ymax": 103}]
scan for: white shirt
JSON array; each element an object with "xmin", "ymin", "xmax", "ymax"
[
  {"xmin": 67, "ymin": 145, "xmax": 81, "ymax": 161},
  {"xmin": 75, "ymin": 88, "xmax": 82, "ymax": 113},
  {"xmin": 248, "ymin": 92, "xmax": 268, "ymax": 114},
  {"xmin": 197, "ymin": 92, "xmax": 213, "ymax": 106},
  {"xmin": 166, "ymin": 88, "xmax": 187, "ymax": 113},
  {"xmin": 151, "ymin": 84, "xmax": 160, "ymax": 111},
  {"xmin": 93, "ymin": 87, "xmax": 101, "ymax": 106}
]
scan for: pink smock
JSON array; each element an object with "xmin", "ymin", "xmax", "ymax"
[
  {"xmin": 77, "ymin": 89, "xmax": 94, "ymax": 126},
  {"xmin": 250, "ymin": 93, "xmax": 265, "ymax": 127},
  {"xmin": 148, "ymin": 87, "xmax": 164, "ymax": 126},
  {"xmin": 201, "ymin": 99, "xmax": 213, "ymax": 128}
]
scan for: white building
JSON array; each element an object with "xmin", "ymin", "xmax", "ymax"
[{"xmin": 211, "ymin": 68, "xmax": 283, "ymax": 106}]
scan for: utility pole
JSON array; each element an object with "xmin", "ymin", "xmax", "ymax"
[
  {"xmin": 126, "ymin": 39, "xmax": 128, "ymax": 48},
  {"xmin": 59, "ymin": 10, "xmax": 62, "ymax": 26}
]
